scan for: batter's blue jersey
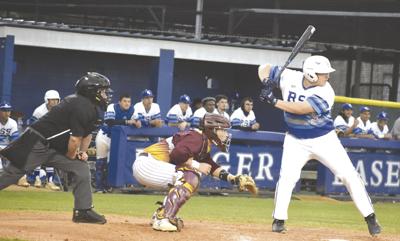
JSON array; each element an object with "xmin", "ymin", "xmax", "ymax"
[{"xmin": 100, "ymin": 103, "xmax": 135, "ymax": 136}]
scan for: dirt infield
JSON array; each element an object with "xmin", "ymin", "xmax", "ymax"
[{"xmin": 0, "ymin": 211, "xmax": 397, "ymax": 241}]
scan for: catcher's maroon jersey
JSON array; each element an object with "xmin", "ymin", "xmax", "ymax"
[{"xmin": 143, "ymin": 129, "xmax": 220, "ymax": 173}]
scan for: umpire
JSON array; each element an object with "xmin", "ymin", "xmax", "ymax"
[{"xmin": 0, "ymin": 72, "xmax": 112, "ymax": 224}]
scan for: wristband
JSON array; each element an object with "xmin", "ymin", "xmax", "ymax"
[{"xmin": 191, "ymin": 160, "xmax": 200, "ymax": 169}]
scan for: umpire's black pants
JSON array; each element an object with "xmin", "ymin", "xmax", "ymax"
[{"xmin": 0, "ymin": 130, "xmax": 93, "ymax": 210}]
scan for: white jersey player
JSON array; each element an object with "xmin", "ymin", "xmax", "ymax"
[
  {"xmin": 370, "ymin": 111, "xmax": 391, "ymax": 139},
  {"xmin": 28, "ymin": 90, "xmax": 60, "ymax": 124},
  {"xmin": 166, "ymin": 94, "xmax": 193, "ymax": 131},
  {"xmin": 258, "ymin": 55, "xmax": 381, "ymax": 236},
  {"xmin": 191, "ymin": 97, "xmax": 216, "ymax": 128},
  {"xmin": 333, "ymin": 103, "xmax": 358, "ymax": 137},
  {"xmin": 133, "ymin": 89, "xmax": 163, "ymax": 128},
  {"xmin": 353, "ymin": 106, "xmax": 374, "ymax": 139},
  {"xmin": 230, "ymin": 97, "xmax": 260, "ymax": 131},
  {"xmin": 26, "ymin": 90, "xmax": 61, "ymax": 190},
  {"xmin": 214, "ymin": 95, "xmax": 230, "ymax": 120},
  {"xmin": 0, "ymin": 102, "xmax": 19, "ymax": 170}
]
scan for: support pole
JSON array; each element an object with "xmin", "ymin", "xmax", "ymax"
[{"xmin": 195, "ymin": 0, "xmax": 204, "ymax": 40}]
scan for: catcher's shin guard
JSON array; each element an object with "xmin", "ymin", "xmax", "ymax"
[{"xmin": 163, "ymin": 169, "xmax": 200, "ymax": 221}]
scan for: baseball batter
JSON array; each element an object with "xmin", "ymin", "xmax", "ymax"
[
  {"xmin": 258, "ymin": 55, "xmax": 381, "ymax": 236},
  {"xmin": 133, "ymin": 114, "xmax": 257, "ymax": 232}
]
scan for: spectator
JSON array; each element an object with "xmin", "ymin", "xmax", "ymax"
[
  {"xmin": 230, "ymin": 97, "xmax": 260, "ymax": 131},
  {"xmin": 191, "ymin": 97, "xmax": 216, "ymax": 128},
  {"xmin": 353, "ymin": 106, "xmax": 375, "ymax": 139},
  {"xmin": 133, "ymin": 89, "xmax": 163, "ymax": 128},
  {"xmin": 0, "ymin": 101, "xmax": 19, "ymax": 173},
  {"xmin": 214, "ymin": 94, "xmax": 230, "ymax": 120},
  {"xmin": 25, "ymin": 90, "xmax": 61, "ymax": 191},
  {"xmin": 166, "ymin": 94, "xmax": 193, "ymax": 131},
  {"xmin": 333, "ymin": 103, "xmax": 358, "ymax": 137},
  {"xmin": 95, "ymin": 93, "xmax": 140, "ymax": 193},
  {"xmin": 391, "ymin": 116, "xmax": 400, "ymax": 140},
  {"xmin": 371, "ymin": 112, "xmax": 392, "ymax": 140}
]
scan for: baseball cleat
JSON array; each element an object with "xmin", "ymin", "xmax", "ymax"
[
  {"xmin": 17, "ymin": 175, "xmax": 30, "ymax": 187},
  {"xmin": 72, "ymin": 208, "xmax": 107, "ymax": 224},
  {"xmin": 45, "ymin": 181, "xmax": 61, "ymax": 191},
  {"xmin": 34, "ymin": 176, "xmax": 42, "ymax": 188},
  {"xmin": 152, "ymin": 218, "xmax": 178, "ymax": 232},
  {"xmin": 272, "ymin": 219, "xmax": 287, "ymax": 233},
  {"xmin": 365, "ymin": 213, "xmax": 381, "ymax": 236},
  {"xmin": 150, "ymin": 201, "xmax": 164, "ymax": 226}
]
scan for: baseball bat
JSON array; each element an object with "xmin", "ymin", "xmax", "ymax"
[{"xmin": 267, "ymin": 25, "xmax": 316, "ymax": 83}]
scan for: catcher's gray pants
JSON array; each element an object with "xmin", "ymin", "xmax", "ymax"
[{"xmin": 0, "ymin": 138, "xmax": 93, "ymax": 210}]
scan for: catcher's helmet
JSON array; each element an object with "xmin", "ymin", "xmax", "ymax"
[
  {"xmin": 75, "ymin": 72, "xmax": 112, "ymax": 110},
  {"xmin": 200, "ymin": 113, "xmax": 232, "ymax": 152}
]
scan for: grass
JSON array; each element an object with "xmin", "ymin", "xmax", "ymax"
[{"xmin": 0, "ymin": 189, "xmax": 399, "ymax": 234}]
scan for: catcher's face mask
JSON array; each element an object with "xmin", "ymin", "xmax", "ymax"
[{"xmin": 214, "ymin": 128, "xmax": 232, "ymax": 152}]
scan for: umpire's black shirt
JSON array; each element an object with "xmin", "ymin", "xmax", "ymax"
[{"xmin": 31, "ymin": 94, "xmax": 99, "ymax": 154}]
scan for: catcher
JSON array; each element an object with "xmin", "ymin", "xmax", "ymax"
[{"xmin": 133, "ymin": 113, "xmax": 257, "ymax": 232}]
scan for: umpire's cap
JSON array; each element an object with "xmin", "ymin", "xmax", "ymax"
[{"xmin": 0, "ymin": 101, "xmax": 12, "ymax": 111}]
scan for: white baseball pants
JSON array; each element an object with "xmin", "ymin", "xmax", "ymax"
[
  {"xmin": 133, "ymin": 153, "xmax": 176, "ymax": 189},
  {"xmin": 273, "ymin": 130, "xmax": 374, "ymax": 220}
]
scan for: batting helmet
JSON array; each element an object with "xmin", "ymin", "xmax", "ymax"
[
  {"xmin": 75, "ymin": 72, "xmax": 112, "ymax": 110},
  {"xmin": 303, "ymin": 55, "xmax": 335, "ymax": 82},
  {"xmin": 141, "ymin": 89, "xmax": 154, "ymax": 98},
  {"xmin": 377, "ymin": 111, "xmax": 389, "ymax": 120},
  {"xmin": 0, "ymin": 101, "xmax": 12, "ymax": 111},
  {"xmin": 44, "ymin": 90, "xmax": 60, "ymax": 104},
  {"xmin": 179, "ymin": 94, "xmax": 191, "ymax": 104},
  {"xmin": 200, "ymin": 113, "xmax": 231, "ymax": 152}
]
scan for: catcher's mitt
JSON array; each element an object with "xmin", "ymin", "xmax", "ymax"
[{"xmin": 235, "ymin": 174, "xmax": 258, "ymax": 195}]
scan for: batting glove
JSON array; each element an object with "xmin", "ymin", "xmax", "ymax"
[{"xmin": 259, "ymin": 86, "xmax": 278, "ymax": 105}]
